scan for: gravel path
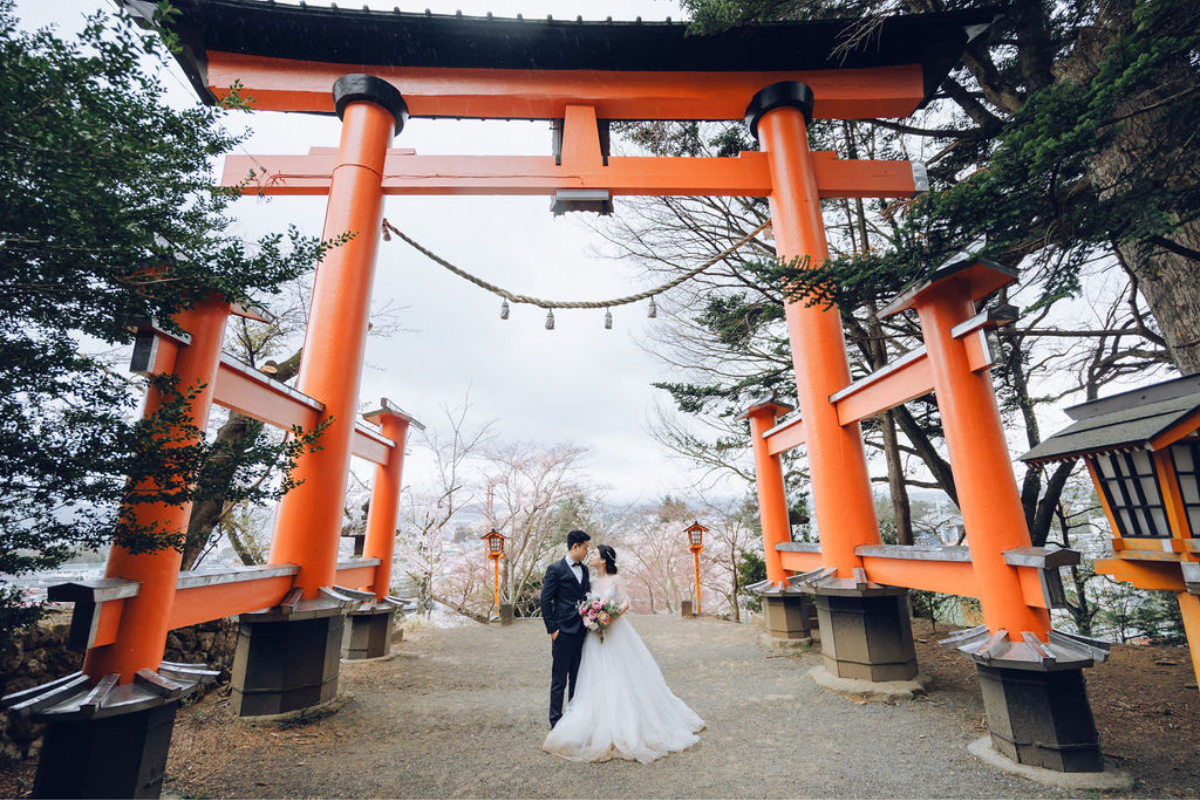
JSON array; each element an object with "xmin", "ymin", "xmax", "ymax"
[{"xmin": 165, "ymin": 615, "xmax": 1081, "ymax": 799}]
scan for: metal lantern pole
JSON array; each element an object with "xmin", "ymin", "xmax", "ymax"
[
  {"xmin": 481, "ymin": 529, "xmax": 506, "ymax": 615},
  {"xmin": 493, "ymin": 554, "xmax": 501, "ymax": 611},
  {"xmin": 685, "ymin": 522, "xmax": 708, "ymax": 616}
]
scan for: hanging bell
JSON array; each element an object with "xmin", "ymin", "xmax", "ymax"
[
  {"xmin": 381, "ymin": 223, "xmax": 391, "ymax": 242},
  {"xmin": 545, "ymin": 309, "xmax": 555, "ymax": 330},
  {"xmin": 500, "ymin": 299, "xmax": 510, "ymax": 320},
  {"xmin": 647, "ymin": 297, "xmax": 658, "ymax": 319},
  {"xmin": 604, "ymin": 308, "xmax": 613, "ymax": 330}
]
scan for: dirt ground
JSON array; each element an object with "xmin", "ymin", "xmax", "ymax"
[
  {"xmin": 908, "ymin": 618, "xmax": 1200, "ymax": 796},
  {"xmin": 2, "ymin": 615, "xmax": 1197, "ymax": 798}
]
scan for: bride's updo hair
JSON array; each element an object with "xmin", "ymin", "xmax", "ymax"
[{"xmin": 597, "ymin": 544, "xmax": 618, "ymax": 575}]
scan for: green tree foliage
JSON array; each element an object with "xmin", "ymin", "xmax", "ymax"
[
  {"xmin": 0, "ymin": 2, "xmax": 332, "ymax": 642},
  {"xmin": 682, "ymin": 0, "xmax": 1200, "ymax": 370},
  {"xmin": 736, "ymin": 549, "xmax": 767, "ymax": 613}
]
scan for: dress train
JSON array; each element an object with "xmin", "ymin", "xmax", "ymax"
[{"xmin": 542, "ymin": 577, "xmax": 704, "ymax": 764}]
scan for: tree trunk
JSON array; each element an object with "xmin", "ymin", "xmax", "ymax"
[
  {"xmin": 880, "ymin": 410, "xmax": 913, "ymax": 544},
  {"xmin": 1069, "ymin": 0, "xmax": 1200, "ymax": 373},
  {"xmin": 179, "ymin": 347, "xmax": 303, "ymax": 569},
  {"xmin": 1118, "ymin": 237, "xmax": 1200, "ymax": 373},
  {"xmin": 856, "ymin": 309, "xmax": 915, "ymax": 544},
  {"xmin": 226, "ymin": 521, "xmax": 262, "ymax": 567},
  {"xmin": 180, "ymin": 412, "xmax": 263, "ymax": 568},
  {"xmin": 729, "ymin": 555, "xmax": 741, "ymax": 622}
]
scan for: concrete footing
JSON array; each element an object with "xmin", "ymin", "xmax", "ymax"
[
  {"xmin": 968, "ymin": 736, "xmax": 1134, "ymax": 790},
  {"xmin": 814, "ymin": 590, "xmax": 918, "ymax": 682},
  {"xmin": 34, "ymin": 701, "xmax": 179, "ymax": 799},
  {"xmin": 976, "ymin": 663, "xmax": 1104, "ymax": 772},
  {"xmin": 342, "ymin": 605, "xmax": 394, "ymax": 660},
  {"xmin": 499, "ymin": 603, "xmax": 514, "ymax": 625},
  {"xmin": 807, "ymin": 666, "xmax": 927, "ymax": 702},
  {"xmin": 760, "ymin": 632, "xmax": 812, "ymax": 649},
  {"xmin": 232, "ymin": 607, "xmax": 345, "ymax": 717},
  {"xmin": 762, "ymin": 594, "xmax": 812, "ymax": 643}
]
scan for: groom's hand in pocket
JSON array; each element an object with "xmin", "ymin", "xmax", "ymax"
[{"xmin": 550, "ymin": 630, "xmax": 559, "ymax": 642}]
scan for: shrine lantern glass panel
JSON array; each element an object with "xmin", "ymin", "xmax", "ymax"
[
  {"xmin": 1169, "ymin": 440, "xmax": 1200, "ymax": 536},
  {"xmin": 1091, "ymin": 451, "xmax": 1170, "ymax": 538}
]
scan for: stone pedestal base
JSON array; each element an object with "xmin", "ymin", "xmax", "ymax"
[
  {"xmin": 342, "ymin": 606, "xmax": 394, "ymax": 660},
  {"xmin": 808, "ymin": 666, "xmax": 926, "ymax": 702},
  {"xmin": 976, "ymin": 664, "xmax": 1103, "ymax": 772},
  {"xmin": 34, "ymin": 701, "xmax": 178, "ymax": 799},
  {"xmin": 814, "ymin": 590, "xmax": 918, "ymax": 682},
  {"xmin": 499, "ymin": 603, "xmax": 514, "ymax": 625},
  {"xmin": 762, "ymin": 595, "xmax": 811, "ymax": 642},
  {"xmin": 232, "ymin": 610, "xmax": 344, "ymax": 717},
  {"xmin": 680, "ymin": 600, "xmax": 694, "ymax": 617}
]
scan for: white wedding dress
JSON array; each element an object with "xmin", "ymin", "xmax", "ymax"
[{"xmin": 542, "ymin": 575, "xmax": 705, "ymax": 764}]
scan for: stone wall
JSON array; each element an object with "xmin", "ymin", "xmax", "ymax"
[
  {"xmin": 0, "ymin": 621, "xmax": 81, "ymax": 764},
  {"xmin": 0, "ymin": 616, "xmax": 239, "ymax": 764}
]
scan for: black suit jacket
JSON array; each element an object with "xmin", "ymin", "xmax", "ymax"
[{"xmin": 540, "ymin": 558, "xmax": 590, "ymax": 635}]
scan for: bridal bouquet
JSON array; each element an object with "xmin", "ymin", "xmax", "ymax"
[{"xmin": 579, "ymin": 594, "xmax": 622, "ymax": 641}]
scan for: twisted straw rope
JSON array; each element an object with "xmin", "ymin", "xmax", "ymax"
[{"xmin": 381, "ymin": 218, "xmax": 771, "ymax": 310}]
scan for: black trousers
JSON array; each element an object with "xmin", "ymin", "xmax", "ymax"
[{"xmin": 548, "ymin": 628, "xmax": 585, "ymax": 728}]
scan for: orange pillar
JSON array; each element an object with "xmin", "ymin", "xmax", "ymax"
[
  {"xmin": 750, "ymin": 83, "xmax": 881, "ymax": 577},
  {"xmin": 269, "ymin": 76, "xmax": 407, "ymax": 597},
  {"xmin": 362, "ymin": 405, "xmax": 416, "ymax": 600},
  {"xmin": 1178, "ymin": 592, "xmax": 1200, "ymax": 686},
  {"xmin": 915, "ymin": 283, "xmax": 1051, "ymax": 638},
  {"xmin": 693, "ymin": 549, "xmax": 702, "ymax": 614},
  {"xmin": 84, "ymin": 296, "xmax": 231, "ymax": 682},
  {"xmin": 493, "ymin": 557, "xmax": 501, "ymax": 610},
  {"xmin": 744, "ymin": 403, "xmax": 792, "ymax": 584}
]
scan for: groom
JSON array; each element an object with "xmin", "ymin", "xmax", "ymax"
[{"xmin": 540, "ymin": 529, "xmax": 591, "ymax": 729}]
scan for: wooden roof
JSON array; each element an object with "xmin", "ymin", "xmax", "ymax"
[
  {"xmin": 1021, "ymin": 374, "xmax": 1200, "ymax": 463},
  {"xmin": 125, "ymin": 0, "xmax": 1000, "ymax": 116}
]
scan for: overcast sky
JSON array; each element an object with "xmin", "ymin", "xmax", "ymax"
[{"xmin": 18, "ymin": 0, "xmax": 731, "ymax": 506}]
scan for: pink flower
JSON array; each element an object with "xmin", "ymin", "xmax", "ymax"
[
  {"xmin": 588, "ymin": 609, "xmax": 598, "ymax": 619},
  {"xmin": 591, "ymin": 600, "xmax": 602, "ymax": 611}
]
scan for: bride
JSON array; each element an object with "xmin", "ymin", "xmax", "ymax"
[{"xmin": 542, "ymin": 544, "xmax": 705, "ymax": 764}]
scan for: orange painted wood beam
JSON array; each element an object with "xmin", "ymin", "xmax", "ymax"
[
  {"xmin": 351, "ymin": 423, "xmax": 394, "ymax": 467},
  {"xmin": 1095, "ymin": 558, "xmax": 1187, "ymax": 591},
  {"xmin": 833, "ymin": 346, "xmax": 934, "ymax": 426},
  {"xmin": 92, "ymin": 600, "xmax": 124, "ymax": 650},
  {"xmin": 222, "ymin": 150, "xmax": 921, "ymax": 199},
  {"xmin": 764, "ymin": 415, "xmax": 806, "ymax": 456},
  {"xmin": 207, "ymin": 54, "xmax": 927, "ymax": 121},
  {"xmin": 1150, "ymin": 408, "xmax": 1200, "ymax": 450},
  {"xmin": 779, "ymin": 548, "xmax": 824, "ymax": 574},
  {"xmin": 335, "ymin": 563, "xmax": 379, "ymax": 589},
  {"xmin": 167, "ymin": 575, "xmax": 296, "ymax": 631},
  {"xmin": 87, "ymin": 560, "xmax": 390, "ymax": 645},
  {"xmin": 213, "ymin": 355, "xmax": 321, "ymax": 431},
  {"xmin": 859, "ymin": 555, "xmax": 979, "ymax": 597},
  {"xmin": 779, "ymin": 543, "xmax": 1064, "ymax": 609},
  {"xmin": 211, "ymin": 355, "xmax": 395, "ymax": 466}
]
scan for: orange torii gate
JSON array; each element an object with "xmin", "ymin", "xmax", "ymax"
[{"xmin": 2, "ymin": 2, "xmax": 1118, "ymax": 797}]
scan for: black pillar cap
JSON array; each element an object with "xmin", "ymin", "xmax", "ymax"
[
  {"xmin": 333, "ymin": 74, "xmax": 409, "ymax": 134},
  {"xmin": 744, "ymin": 81, "xmax": 815, "ymax": 142}
]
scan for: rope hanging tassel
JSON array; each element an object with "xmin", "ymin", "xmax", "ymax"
[{"xmin": 380, "ymin": 218, "xmax": 772, "ymax": 324}]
